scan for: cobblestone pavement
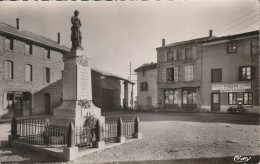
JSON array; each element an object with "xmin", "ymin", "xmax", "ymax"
[{"xmin": 0, "ymin": 112, "xmax": 259, "ymax": 163}]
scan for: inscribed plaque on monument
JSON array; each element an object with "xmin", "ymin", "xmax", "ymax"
[{"xmin": 77, "ymin": 64, "xmax": 90, "ymax": 100}]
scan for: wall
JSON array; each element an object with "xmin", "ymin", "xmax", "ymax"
[
  {"xmin": 156, "ymin": 42, "xmax": 202, "ymax": 109},
  {"xmin": 136, "ymin": 68, "xmax": 158, "ymax": 110},
  {"xmin": 201, "ymin": 36, "xmax": 259, "ymax": 113},
  {"xmin": 0, "ymin": 35, "xmax": 64, "ymax": 118}
]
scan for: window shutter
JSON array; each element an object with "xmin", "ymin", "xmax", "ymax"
[
  {"xmin": 238, "ymin": 66, "xmax": 243, "ymax": 81},
  {"xmin": 3, "ymin": 92, "xmax": 7, "ymax": 109},
  {"xmin": 174, "ymin": 67, "xmax": 178, "ymax": 82},
  {"xmin": 164, "ymin": 51, "xmax": 167, "ymax": 62},
  {"xmin": 192, "ymin": 47, "xmax": 196, "ymax": 59},
  {"xmin": 251, "ymin": 66, "xmax": 255, "ymax": 80},
  {"xmin": 162, "ymin": 68, "xmax": 166, "ymax": 82},
  {"xmin": 173, "ymin": 50, "xmax": 177, "ymax": 60},
  {"xmin": 182, "ymin": 49, "xmax": 185, "ymax": 60}
]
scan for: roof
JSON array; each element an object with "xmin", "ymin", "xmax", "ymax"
[
  {"xmin": 202, "ymin": 30, "xmax": 259, "ymax": 43},
  {"xmin": 157, "ymin": 30, "xmax": 259, "ymax": 49},
  {"xmin": 157, "ymin": 36, "xmax": 213, "ymax": 49},
  {"xmin": 134, "ymin": 62, "xmax": 157, "ymax": 72},
  {"xmin": 0, "ymin": 22, "xmax": 70, "ymax": 52},
  {"xmin": 91, "ymin": 68, "xmax": 134, "ymax": 84}
]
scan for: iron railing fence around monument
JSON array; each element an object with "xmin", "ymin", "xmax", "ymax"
[
  {"xmin": 16, "ymin": 117, "xmax": 67, "ymax": 148},
  {"xmin": 104, "ymin": 117, "xmax": 136, "ymax": 143},
  {"xmin": 75, "ymin": 126, "xmax": 97, "ymax": 149}
]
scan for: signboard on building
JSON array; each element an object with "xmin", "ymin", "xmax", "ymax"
[{"xmin": 212, "ymin": 83, "xmax": 251, "ymax": 92}]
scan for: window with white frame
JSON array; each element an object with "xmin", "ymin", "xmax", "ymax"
[
  {"xmin": 239, "ymin": 66, "xmax": 254, "ymax": 81},
  {"xmin": 228, "ymin": 93, "xmax": 237, "ymax": 105},
  {"xmin": 25, "ymin": 64, "xmax": 32, "ymax": 82},
  {"xmin": 4, "ymin": 60, "xmax": 14, "ymax": 80},
  {"xmin": 184, "ymin": 66, "xmax": 193, "ymax": 81},
  {"xmin": 227, "ymin": 41, "xmax": 237, "ymax": 54},
  {"xmin": 243, "ymin": 92, "xmax": 253, "ymax": 105},
  {"xmin": 167, "ymin": 67, "xmax": 178, "ymax": 82}
]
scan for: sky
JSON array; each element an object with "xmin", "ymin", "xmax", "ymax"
[{"xmin": 0, "ymin": 0, "xmax": 259, "ymax": 82}]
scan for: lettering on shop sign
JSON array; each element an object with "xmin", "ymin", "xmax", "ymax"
[{"xmin": 212, "ymin": 83, "xmax": 251, "ymax": 92}]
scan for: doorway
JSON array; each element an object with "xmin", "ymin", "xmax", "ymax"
[
  {"xmin": 211, "ymin": 92, "xmax": 220, "ymax": 111},
  {"xmin": 182, "ymin": 89, "xmax": 197, "ymax": 109}
]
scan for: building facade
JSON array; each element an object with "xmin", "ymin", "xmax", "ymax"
[
  {"xmin": 0, "ymin": 21, "xmax": 68, "ymax": 119},
  {"xmin": 0, "ymin": 20, "xmax": 134, "ymax": 119},
  {"xmin": 134, "ymin": 62, "xmax": 157, "ymax": 110},
  {"xmin": 91, "ymin": 68, "xmax": 134, "ymax": 111},
  {"xmin": 156, "ymin": 35, "xmax": 212, "ymax": 110},
  {"xmin": 201, "ymin": 31, "xmax": 259, "ymax": 113}
]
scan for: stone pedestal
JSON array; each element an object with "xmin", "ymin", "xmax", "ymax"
[{"xmin": 50, "ymin": 49, "xmax": 104, "ymax": 127}]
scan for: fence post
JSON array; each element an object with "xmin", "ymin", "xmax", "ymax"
[
  {"xmin": 95, "ymin": 119, "xmax": 105, "ymax": 149},
  {"xmin": 67, "ymin": 121, "xmax": 75, "ymax": 147},
  {"xmin": 117, "ymin": 117, "xmax": 125, "ymax": 143},
  {"xmin": 134, "ymin": 115, "xmax": 142, "ymax": 139},
  {"xmin": 11, "ymin": 116, "xmax": 18, "ymax": 139},
  {"xmin": 63, "ymin": 121, "xmax": 78, "ymax": 161}
]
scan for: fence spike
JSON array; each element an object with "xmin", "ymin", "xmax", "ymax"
[
  {"xmin": 135, "ymin": 115, "xmax": 139, "ymax": 134},
  {"xmin": 67, "ymin": 121, "xmax": 75, "ymax": 147}
]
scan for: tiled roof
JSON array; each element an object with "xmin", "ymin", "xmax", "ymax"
[
  {"xmin": 0, "ymin": 22, "xmax": 70, "ymax": 52},
  {"xmin": 202, "ymin": 30, "xmax": 259, "ymax": 43},
  {"xmin": 92, "ymin": 68, "xmax": 134, "ymax": 84},
  {"xmin": 134, "ymin": 62, "xmax": 157, "ymax": 72}
]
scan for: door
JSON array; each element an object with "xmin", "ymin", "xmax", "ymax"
[
  {"xmin": 102, "ymin": 89, "xmax": 114, "ymax": 110},
  {"xmin": 147, "ymin": 97, "xmax": 152, "ymax": 110},
  {"xmin": 14, "ymin": 93, "xmax": 23, "ymax": 116},
  {"xmin": 44, "ymin": 93, "xmax": 51, "ymax": 115},
  {"xmin": 211, "ymin": 92, "xmax": 220, "ymax": 111}
]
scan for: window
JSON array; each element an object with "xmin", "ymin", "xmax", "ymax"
[
  {"xmin": 140, "ymin": 82, "xmax": 148, "ymax": 91},
  {"xmin": 177, "ymin": 50, "xmax": 182, "ymax": 60},
  {"xmin": 185, "ymin": 48, "xmax": 192, "ymax": 60},
  {"xmin": 25, "ymin": 43, "xmax": 33, "ymax": 54},
  {"xmin": 142, "ymin": 70, "xmax": 146, "ymax": 77},
  {"xmin": 5, "ymin": 38, "xmax": 13, "ymax": 50},
  {"xmin": 243, "ymin": 92, "xmax": 253, "ymax": 105},
  {"xmin": 184, "ymin": 66, "xmax": 193, "ymax": 81},
  {"xmin": 45, "ymin": 67, "xmax": 50, "ymax": 83},
  {"xmin": 22, "ymin": 92, "xmax": 31, "ymax": 109},
  {"xmin": 228, "ymin": 93, "xmax": 237, "ymax": 105},
  {"xmin": 211, "ymin": 69, "xmax": 222, "ymax": 83},
  {"xmin": 164, "ymin": 90, "xmax": 178, "ymax": 105},
  {"xmin": 4, "ymin": 60, "xmax": 14, "ymax": 80},
  {"xmin": 25, "ymin": 64, "xmax": 32, "ymax": 82},
  {"xmin": 239, "ymin": 66, "xmax": 254, "ymax": 81},
  {"xmin": 227, "ymin": 41, "xmax": 237, "ymax": 54},
  {"xmin": 167, "ymin": 50, "xmax": 174, "ymax": 61},
  {"xmin": 167, "ymin": 67, "xmax": 178, "ymax": 82},
  {"xmin": 7, "ymin": 92, "xmax": 14, "ymax": 109},
  {"xmin": 44, "ymin": 48, "xmax": 50, "ymax": 59}
]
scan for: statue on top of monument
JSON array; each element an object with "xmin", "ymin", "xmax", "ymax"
[{"xmin": 71, "ymin": 10, "xmax": 82, "ymax": 50}]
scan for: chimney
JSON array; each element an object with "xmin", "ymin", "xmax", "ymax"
[
  {"xmin": 16, "ymin": 18, "xmax": 20, "ymax": 30},
  {"xmin": 162, "ymin": 39, "xmax": 165, "ymax": 46},
  {"xmin": 209, "ymin": 30, "xmax": 213, "ymax": 37},
  {"xmin": 57, "ymin": 32, "xmax": 61, "ymax": 44}
]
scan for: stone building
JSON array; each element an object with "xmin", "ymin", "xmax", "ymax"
[
  {"xmin": 156, "ymin": 33, "xmax": 213, "ymax": 110},
  {"xmin": 0, "ymin": 20, "xmax": 68, "ymax": 119},
  {"xmin": 91, "ymin": 68, "xmax": 134, "ymax": 111},
  {"xmin": 134, "ymin": 62, "xmax": 157, "ymax": 110},
  {"xmin": 0, "ymin": 20, "xmax": 133, "ymax": 119},
  {"xmin": 201, "ymin": 31, "xmax": 259, "ymax": 113}
]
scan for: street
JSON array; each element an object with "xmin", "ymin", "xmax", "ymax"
[{"xmin": 0, "ymin": 111, "xmax": 259, "ymax": 163}]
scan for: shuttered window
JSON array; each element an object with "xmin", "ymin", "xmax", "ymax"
[
  {"xmin": 184, "ymin": 66, "xmax": 193, "ymax": 81},
  {"xmin": 25, "ymin": 64, "xmax": 33, "ymax": 82},
  {"xmin": 4, "ymin": 60, "xmax": 14, "ymax": 80},
  {"xmin": 177, "ymin": 50, "xmax": 182, "ymax": 60},
  {"xmin": 140, "ymin": 82, "xmax": 148, "ymax": 91},
  {"xmin": 243, "ymin": 92, "xmax": 253, "ymax": 105},
  {"xmin": 185, "ymin": 48, "xmax": 192, "ymax": 60},
  {"xmin": 211, "ymin": 69, "xmax": 222, "ymax": 83},
  {"xmin": 167, "ymin": 50, "xmax": 174, "ymax": 61},
  {"xmin": 167, "ymin": 67, "xmax": 178, "ymax": 82}
]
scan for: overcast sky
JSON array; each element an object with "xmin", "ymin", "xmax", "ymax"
[{"xmin": 0, "ymin": 1, "xmax": 258, "ymax": 81}]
